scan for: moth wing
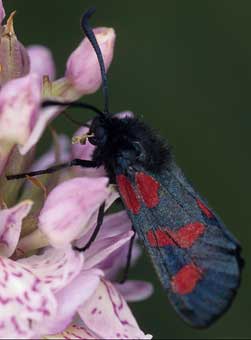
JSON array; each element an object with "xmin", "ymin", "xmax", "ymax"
[{"xmin": 116, "ymin": 162, "xmax": 243, "ymax": 328}]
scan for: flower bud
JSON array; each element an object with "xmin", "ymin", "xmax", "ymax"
[
  {"xmin": 0, "ymin": 12, "xmax": 30, "ymax": 86},
  {"xmin": 66, "ymin": 27, "xmax": 115, "ymax": 94}
]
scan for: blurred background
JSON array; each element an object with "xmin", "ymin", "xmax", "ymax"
[{"xmin": 5, "ymin": 0, "xmax": 250, "ymax": 338}]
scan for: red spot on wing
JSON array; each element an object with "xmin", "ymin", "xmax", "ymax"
[
  {"xmin": 171, "ymin": 263, "xmax": 203, "ymax": 295},
  {"xmin": 196, "ymin": 199, "xmax": 214, "ymax": 219},
  {"xmin": 147, "ymin": 228, "xmax": 175, "ymax": 247},
  {"xmin": 136, "ymin": 172, "xmax": 160, "ymax": 208},
  {"xmin": 147, "ymin": 222, "xmax": 205, "ymax": 248},
  {"xmin": 117, "ymin": 175, "xmax": 140, "ymax": 214}
]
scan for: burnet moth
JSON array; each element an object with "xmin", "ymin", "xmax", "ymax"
[{"xmin": 7, "ymin": 8, "xmax": 243, "ymax": 328}]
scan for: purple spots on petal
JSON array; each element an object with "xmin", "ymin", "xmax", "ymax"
[
  {"xmin": 27, "ymin": 305, "xmax": 35, "ymax": 312},
  {"xmin": 24, "ymin": 291, "xmax": 30, "ymax": 301},
  {"xmin": 11, "ymin": 271, "xmax": 23, "ymax": 278},
  {"xmin": 44, "ymin": 279, "xmax": 52, "ymax": 284},
  {"xmin": 11, "ymin": 316, "xmax": 27, "ymax": 336},
  {"xmin": 103, "ymin": 280, "xmax": 133, "ymax": 328},
  {"xmin": 31, "ymin": 277, "xmax": 41, "ymax": 292},
  {"xmin": 3, "ymin": 270, "xmax": 8, "ymax": 282},
  {"xmin": 0, "ymin": 295, "xmax": 11, "ymax": 305},
  {"xmin": 0, "ymin": 322, "xmax": 5, "ymax": 329},
  {"xmin": 15, "ymin": 297, "xmax": 24, "ymax": 305},
  {"xmin": 98, "ymin": 295, "xmax": 102, "ymax": 300},
  {"xmin": 37, "ymin": 307, "xmax": 50, "ymax": 316},
  {"xmin": 91, "ymin": 307, "xmax": 97, "ymax": 315},
  {"xmin": 121, "ymin": 320, "xmax": 130, "ymax": 326},
  {"xmin": 28, "ymin": 319, "xmax": 32, "ymax": 330},
  {"xmin": 56, "ymin": 263, "xmax": 64, "ymax": 270}
]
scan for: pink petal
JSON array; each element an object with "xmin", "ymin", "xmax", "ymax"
[
  {"xmin": 115, "ymin": 281, "xmax": 154, "ymax": 302},
  {"xmin": 0, "ymin": 200, "xmax": 33, "ymax": 257},
  {"xmin": 19, "ymin": 105, "xmax": 59, "ymax": 155},
  {"xmin": 75, "ymin": 188, "xmax": 119, "ymax": 248},
  {"xmin": 0, "ymin": 0, "xmax": 5, "ymax": 23},
  {"xmin": 99, "ymin": 241, "xmax": 141, "ymax": 281},
  {"xmin": 0, "ymin": 256, "xmax": 57, "ymax": 339},
  {"xmin": 66, "ymin": 27, "xmax": 115, "ymax": 94},
  {"xmin": 45, "ymin": 269, "xmax": 102, "ymax": 335},
  {"xmin": 0, "ymin": 74, "xmax": 41, "ymax": 147},
  {"xmin": 46, "ymin": 324, "xmax": 96, "ymax": 339},
  {"xmin": 84, "ymin": 230, "xmax": 134, "ymax": 270},
  {"xmin": 78, "ymin": 279, "xmax": 152, "ymax": 339},
  {"xmin": 97, "ymin": 210, "xmax": 131, "ymax": 239},
  {"xmin": 27, "ymin": 45, "xmax": 56, "ymax": 80},
  {"xmin": 39, "ymin": 177, "xmax": 110, "ymax": 248},
  {"xmin": 78, "ymin": 211, "xmax": 141, "ymax": 280},
  {"xmin": 18, "ymin": 247, "xmax": 84, "ymax": 293}
]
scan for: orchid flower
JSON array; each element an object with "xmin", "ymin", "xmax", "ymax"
[{"xmin": 0, "ymin": 1, "xmax": 153, "ymax": 338}]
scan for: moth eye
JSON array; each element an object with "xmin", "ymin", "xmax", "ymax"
[
  {"xmin": 95, "ymin": 126, "xmax": 105, "ymax": 139},
  {"xmin": 93, "ymin": 126, "xmax": 107, "ymax": 145}
]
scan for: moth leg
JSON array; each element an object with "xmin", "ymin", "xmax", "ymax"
[
  {"xmin": 120, "ymin": 227, "xmax": 136, "ymax": 284},
  {"xmin": 74, "ymin": 202, "xmax": 105, "ymax": 252},
  {"xmin": 6, "ymin": 159, "xmax": 98, "ymax": 180}
]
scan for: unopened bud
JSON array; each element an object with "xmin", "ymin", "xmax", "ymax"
[{"xmin": 0, "ymin": 11, "xmax": 30, "ymax": 86}]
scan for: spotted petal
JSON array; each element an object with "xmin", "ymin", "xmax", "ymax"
[
  {"xmin": 45, "ymin": 269, "xmax": 102, "ymax": 335},
  {"xmin": 0, "ymin": 200, "xmax": 33, "ymax": 257},
  {"xmin": 0, "ymin": 257, "xmax": 57, "ymax": 339},
  {"xmin": 18, "ymin": 247, "xmax": 84, "ymax": 293},
  {"xmin": 78, "ymin": 280, "xmax": 152, "ymax": 340}
]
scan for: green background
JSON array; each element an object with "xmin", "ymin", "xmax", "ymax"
[{"xmin": 5, "ymin": 0, "xmax": 250, "ymax": 339}]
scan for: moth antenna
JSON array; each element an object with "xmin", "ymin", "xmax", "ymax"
[
  {"xmin": 81, "ymin": 8, "xmax": 110, "ymax": 115},
  {"xmin": 42, "ymin": 100, "xmax": 103, "ymax": 116}
]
